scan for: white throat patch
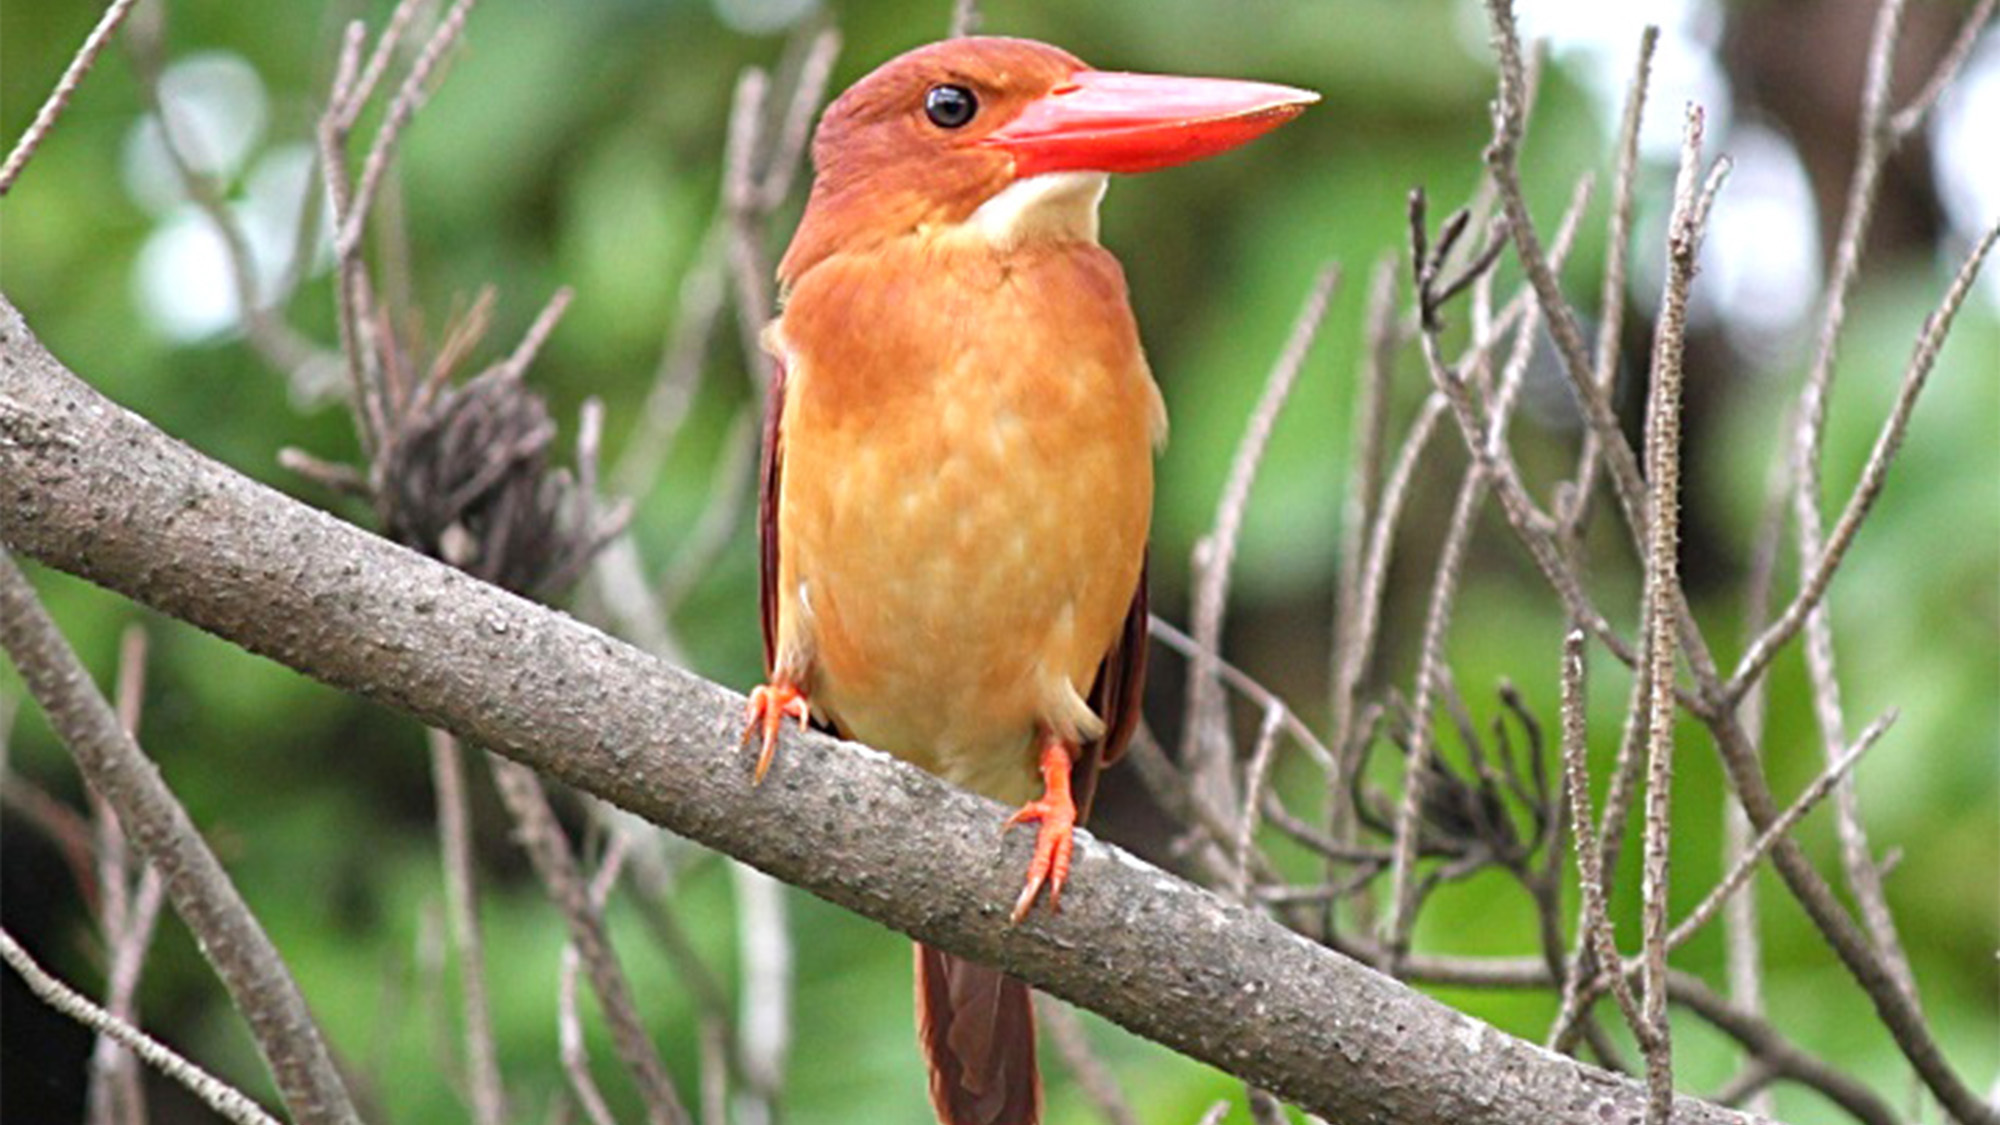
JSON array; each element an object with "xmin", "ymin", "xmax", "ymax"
[{"xmin": 962, "ymin": 171, "xmax": 1109, "ymax": 250}]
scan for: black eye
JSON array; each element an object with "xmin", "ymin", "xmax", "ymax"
[{"xmin": 924, "ymin": 84, "xmax": 978, "ymax": 129}]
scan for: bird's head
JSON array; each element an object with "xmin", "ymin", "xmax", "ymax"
[{"xmin": 777, "ymin": 36, "xmax": 1317, "ymax": 286}]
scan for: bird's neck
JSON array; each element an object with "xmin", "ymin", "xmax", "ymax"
[
  {"xmin": 953, "ymin": 171, "xmax": 1108, "ymax": 252},
  {"xmin": 778, "ymin": 172, "xmax": 1110, "ymax": 297}
]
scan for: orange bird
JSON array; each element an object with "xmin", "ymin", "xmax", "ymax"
[{"xmin": 745, "ymin": 36, "xmax": 1314, "ymax": 1125}]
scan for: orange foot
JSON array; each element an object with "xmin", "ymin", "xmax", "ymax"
[
  {"xmin": 1003, "ymin": 736, "xmax": 1077, "ymax": 924},
  {"xmin": 742, "ymin": 681, "xmax": 810, "ymax": 784}
]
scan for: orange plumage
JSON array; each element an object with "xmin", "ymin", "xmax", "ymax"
[{"xmin": 745, "ymin": 36, "xmax": 1313, "ymax": 1125}]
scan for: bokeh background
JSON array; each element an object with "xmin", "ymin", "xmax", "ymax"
[{"xmin": 3, "ymin": 0, "xmax": 1995, "ymax": 1122}]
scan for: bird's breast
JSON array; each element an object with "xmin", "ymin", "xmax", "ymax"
[{"xmin": 773, "ymin": 240, "xmax": 1159, "ymax": 800}]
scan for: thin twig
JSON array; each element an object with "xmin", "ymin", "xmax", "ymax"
[
  {"xmin": 1184, "ymin": 264, "xmax": 1339, "ymax": 817},
  {"xmin": 1461, "ymin": 18, "xmax": 1979, "ymax": 1111},
  {"xmin": 1326, "ymin": 254, "xmax": 1401, "ymax": 886},
  {"xmin": 1890, "ymin": 0, "xmax": 1998, "ymax": 137},
  {"xmin": 1148, "ymin": 617, "xmax": 1335, "ymax": 770},
  {"xmin": 1633, "ymin": 102, "xmax": 1708, "ymax": 1125},
  {"xmin": 488, "ymin": 756, "xmax": 691, "ymax": 1125},
  {"xmin": 1784, "ymin": 0, "xmax": 1930, "ymax": 1033},
  {"xmin": 2, "ymin": 928, "xmax": 282, "ymax": 1125},
  {"xmin": 430, "ymin": 729, "xmax": 508, "ymax": 1125},
  {"xmin": 1037, "ymin": 997, "xmax": 1142, "ymax": 1125},
  {"xmin": 1232, "ymin": 703, "xmax": 1289, "ymax": 903},
  {"xmin": 339, "ymin": 0, "xmax": 430, "ymax": 131},
  {"xmin": 1548, "ymin": 631, "xmax": 1643, "ymax": 1048},
  {"xmin": 1665, "ymin": 713, "xmax": 1894, "ymax": 957},
  {"xmin": 1727, "ymin": 217, "xmax": 2000, "ymax": 699},
  {"xmin": 1563, "ymin": 25, "xmax": 1657, "ymax": 537},
  {"xmin": 93, "ymin": 868, "xmax": 165, "ymax": 1125},
  {"xmin": 1380, "ymin": 456, "xmax": 1488, "ymax": 970},
  {"xmin": 659, "ymin": 410, "xmax": 760, "ymax": 611},
  {"xmin": 0, "ymin": 550, "xmax": 361, "ymax": 1125},
  {"xmin": 336, "ymin": 0, "xmax": 480, "ymax": 257},
  {"xmin": 0, "ymin": 0, "xmax": 143, "ymax": 196},
  {"xmin": 86, "ymin": 624, "xmax": 151, "ymax": 1125},
  {"xmin": 732, "ymin": 863, "xmax": 792, "ymax": 1122},
  {"xmin": 495, "ymin": 287, "xmax": 575, "ymax": 384},
  {"xmin": 948, "ymin": 0, "xmax": 982, "ymax": 38}
]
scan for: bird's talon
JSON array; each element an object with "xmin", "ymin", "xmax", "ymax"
[
  {"xmin": 1005, "ymin": 738, "xmax": 1078, "ymax": 924},
  {"xmin": 743, "ymin": 682, "xmax": 809, "ymax": 785}
]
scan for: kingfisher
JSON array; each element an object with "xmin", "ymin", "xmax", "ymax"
[{"xmin": 743, "ymin": 36, "xmax": 1314, "ymax": 1124}]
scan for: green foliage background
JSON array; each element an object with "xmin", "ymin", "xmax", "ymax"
[{"xmin": 2, "ymin": 1, "xmax": 1994, "ymax": 1122}]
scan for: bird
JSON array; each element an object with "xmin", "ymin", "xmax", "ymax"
[{"xmin": 743, "ymin": 35, "xmax": 1314, "ymax": 1125}]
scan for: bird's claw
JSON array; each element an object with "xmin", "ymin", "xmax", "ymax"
[
  {"xmin": 1002, "ymin": 736, "xmax": 1078, "ymax": 924},
  {"xmin": 742, "ymin": 682, "xmax": 810, "ymax": 784},
  {"xmin": 1003, "ymin": 797, "xmax": 1076, "ymax": 923}
]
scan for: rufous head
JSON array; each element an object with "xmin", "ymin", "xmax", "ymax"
[{"xmin": 777, "ymin": 37, "xmax": 1317, "ymax": 286}]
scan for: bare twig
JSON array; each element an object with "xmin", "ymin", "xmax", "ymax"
[
  {"xmin": 495, "ymin": 287, "xmax": 575, "ymax": 384},
  {"xmin": 732, "ymin": 863, "xmax": 792, "ymax": 1122},
  {"xmin": 1037, "ymin": 997, "xmax": 1142, "ymax": 1125},
  {"xmin": 724, "ymin": 28, "xmax": 840, "ymax": 387},
  {"xmin": 339, "ymin": 0, "xmax": 430, "ymax": 132},
  {"xmin": 92, "ymin": 867, "xmax": 165, "ymax": 1125},
  {"xmin": 559, "ymin": 925, "xmax": 620, "ymax": 1125},
  {"xmin": 612, "ymin": 230, "xmax": 728, "ymax": 496},
  {"xmin": 2, "ymin": 927, "xmax": 281, "ymax": 1125},
  {"xmin": 1148, "ymin": 617, "xmax": 1334, "ymax": 771},
  {"xmin": 1326, "ymin": 254, "xmax": 1402, "ymax": 883},
  {"xmin": 0, "ymin": 0, "xmax": 143, "ymax": 196},
  {"xmin": 1380, "ymin": 459, "xmax": 1489, "ymax": 965},
  {"xmin": 1562, "ymin": 25, "xmax": 1657, "ymax": 537},
  {"xmin": 949, "ymin": 0, "xmax": 982, "ymax": 38},
  {"xmin": 488, "ymin": 756, "xmax": 691, "ymax": 1125},
  {"xmin": 1232, "ymin": 703, "xmax": 1289, "ymax": 902},
  {"xmin": 85, "ymin": 625, "xmax": 153, "ymax": 1125},
  {"xmin": 1665, "ymin": 714, "xmax": 1894, "ymax": 957},
  {"xmin": 1889, "ymin": 0, "xmax": 1998, "ymax": 137},
  {"xmin": 0, "ymin": 549, "xmax": 361, "ymax": 1125},
  {"xmin": 430, "ymin": 729, "xmax": 508, "ymax": 1125},
  {"xmin": 336, "ymin": 0, "xmax": 479, "ymax": 257},
  {"xmin": 1633, "ymin": 102, "xmax": 1710, "ymax": 1125},
  {"xmin": 1184, "ymin": 264, "xmax": 1338, "ymax": 816},
  {"xmin": 659, "ymin": 410, "xmax": 760, "ymax": 611},
  {"xmin": 1727, "ymin": 217, "xmax": 2000, "ymax": 700},
  {"xmin": 1549, "ymin": 631, "xmax": 1643, "ymax": 1047}
]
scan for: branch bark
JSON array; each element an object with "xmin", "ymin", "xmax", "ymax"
[{"xmin": 0, "ymin": 295, "xmax": 1765, "ymax": 1125}]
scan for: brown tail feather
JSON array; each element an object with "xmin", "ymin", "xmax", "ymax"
[{"xmin": 915, "ymin": 942, "xmax": 1040, "ymax": 1125}]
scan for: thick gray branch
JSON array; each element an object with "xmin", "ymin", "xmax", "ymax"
[{"xmin": 0, "ymin": 296, "xmax": 1762, "ymax": 1125}]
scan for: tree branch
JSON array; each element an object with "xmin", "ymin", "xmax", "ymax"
[{"xmin": 0, "ymin": 297, "xmax": 1769, "ymax": 1125}]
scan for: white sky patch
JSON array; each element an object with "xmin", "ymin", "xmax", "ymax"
[
  {"xmin": 121, "ymin": 52, "xmax": 268, "ymax": 217},
  {"xmin": 1698, "ymin": 124, "xmax": 1821, "ymax": 363},
  {"xmin": 1930, "ymin": 29, "xmax": 2000, "ymax": 311},
  {"xmin": 132, "ymin": 142, "xmax": 327, "ymax": 342},
  {"xmin": 120, "ymin": 50, "xmax": 330, "ymax": 343},
  {"xmin": 1487, "ymin": 0, "xmax": 1733, "ymax": 159},
  {"xmin": 710, "ymin": 0, "xmax": 818, "ymax": 36},
  {"xmin": 134, "ymin": 212, "xmax": 239, "ymax": 341}
]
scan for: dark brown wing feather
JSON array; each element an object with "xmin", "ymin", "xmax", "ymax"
[
  {"xmin": 758, "ymin": 356, "xmax": 787, "ymax": 673},
  {"xmin": 916, "ymin": 942, "xmax": 1040, "ymax": 1125},
  {"xmin": 1075, "ymin": 553, "xmax": 1148, "ymax": 822}
]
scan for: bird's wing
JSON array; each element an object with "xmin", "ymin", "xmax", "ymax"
[
  {"xmin": 1076, "ymin": 553, "xmax": 1147, "ymax": 822},
  {"xmin": 758, "ymin": 355, "xmax": 787, "ymax": 673}
]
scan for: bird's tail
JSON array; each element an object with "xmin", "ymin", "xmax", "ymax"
[{"xmin": 914, "ymin": 941, "xmax": 1041, "ymax": 1125}]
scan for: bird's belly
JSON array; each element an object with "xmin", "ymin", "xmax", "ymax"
[{"xmin": 785, "ymin": 382, "xmax": 1150, "ymax": 803}]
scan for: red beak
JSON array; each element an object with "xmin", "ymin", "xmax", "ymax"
[{"xmin": 980, "ymin": 69, "xmax": 1318, "ymax": 178}]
